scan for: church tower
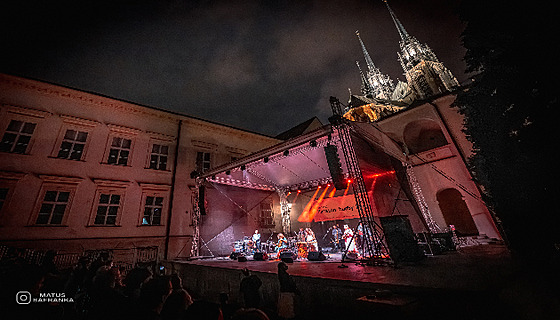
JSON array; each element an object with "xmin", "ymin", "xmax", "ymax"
[
  {"xmin": 384, "ymin": 0, "xmax": 459, "ymax": 100},
  {"xmin": 356, "ymin": 30, "xmax": 395, "ymax": 101}
]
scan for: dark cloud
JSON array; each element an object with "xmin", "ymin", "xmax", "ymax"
[{"xmin": 0, "ymin": 0, "xmax": 466, "ymax": 135}]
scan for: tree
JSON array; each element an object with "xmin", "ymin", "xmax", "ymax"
[{"xmin": 455, "ymin": 1, "xmax": 558, "ymax": 262}]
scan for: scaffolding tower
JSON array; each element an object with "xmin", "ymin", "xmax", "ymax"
[{"xmin": 329, "ymin": 97, "xmax": 390, "ymax": 262}]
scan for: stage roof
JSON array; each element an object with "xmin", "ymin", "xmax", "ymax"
[{"xmin": 199, "ymin": 122, "xmax": 405, "ymax": 191}]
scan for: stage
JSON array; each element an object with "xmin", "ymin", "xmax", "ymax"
[{"xmin": 163, "ymin": 244, "xmax": 516, "ymax": 319}]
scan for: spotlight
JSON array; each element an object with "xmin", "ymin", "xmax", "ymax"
[
  {"xmin": 225, "ymin": 170, "xmax": 231, "ymax": 175},
  {"xmin": 297, "ymin": 190, "xmax": 301, "ymax": 193},
  {"xmin": 264, "ymin": 157, "xmax": 269, "ymax": 163},
  {"xmin": 283, "ymin": 150, "xmax": 289, "ymax": 156},
  {"xmin": 347, "ymin": 179, "xmax": 353, "ymax": 184},
  {"xmin": 310, "ymin": 140, "xmax": 317, "ymax": 148}
]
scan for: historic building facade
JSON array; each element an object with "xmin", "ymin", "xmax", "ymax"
[{"xmin": 0, "ymin": 74, "xmax": 279, "ymax": 262}]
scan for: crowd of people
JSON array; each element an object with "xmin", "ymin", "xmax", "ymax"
[{"xmin": 0, "ymin": 248, "xmax": 299, "ymax": 320}]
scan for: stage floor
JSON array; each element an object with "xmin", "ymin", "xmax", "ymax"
[{"xmin": 174, "ymin": 244, "xmax": 513, "ymax": 292}]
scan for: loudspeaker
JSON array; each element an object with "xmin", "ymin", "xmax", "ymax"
[
  {"xmin": 237, "ymin": 256, "xmax": 247, "ymax": 262},
  {"xmin": 253, "ymin": 252, "xmax": 268, "ymax": 261},
  {"xmin": 324, "ymin": 144, "xmax": 345, "ymax": 189},
  {"xmin": 198, "ymin": 186, "xmax": 206, "ymax": 215},
  {"xmin": 307, "ymin": 251, "xmax": 326, "ymax": 261},
  {"xmin": 279, "ymin": 251, "xmax": 294, "ymax": 263},
  {"xmin": 379, "ymin": 215, "xmax": 424, "ymax": 263}
]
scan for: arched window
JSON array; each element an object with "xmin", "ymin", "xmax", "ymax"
[{"xmin": 403, "ymin": 119, "xmax": 448, "ymax": 154}]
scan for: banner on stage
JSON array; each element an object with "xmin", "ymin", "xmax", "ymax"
[{"xmin": 312, "ymin": 193, "xmax": 373, "ymax": 222}]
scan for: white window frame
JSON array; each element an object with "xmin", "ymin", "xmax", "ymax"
[
  {"xmin": 0, "ymin": 105, "xmax": 50, "ymax": 155},
  {"xmin": 138, "ymin": 184, "xmax": 170, "ymax": 226},
  {"xmin": 50, "ymin": 115, "xmax": 98, "ymax": 161},
  {"xmin": 102, "ymin": 125, "xmax": 140, "ymax": 166},
  {"xmin": 89, "ymin": 179, "xmax": 130, "ymax": 226},
  {"xmin": 28, "ymin": 175, "xmax": 82, "ymax": 226},
  {"xmin": 0, "ymin": 171, "xmax": 26, "ymax": 222}
]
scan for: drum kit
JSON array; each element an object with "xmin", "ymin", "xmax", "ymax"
[
  {"xmin": 231, "ymin": 235, "xmax": 319, "ymax": 260},
  {"xmin": 232, "ymin": 236, "xmax": 255, "ymax": 254}
]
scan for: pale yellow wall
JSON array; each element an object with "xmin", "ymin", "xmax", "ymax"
[{"xmin": 0, "ymin": 74, "xmax": 279, "ymax": 259}]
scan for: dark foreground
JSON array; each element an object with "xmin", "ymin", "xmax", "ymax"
[{"xmin": 165, "ymin": 244, "xmax": 560, "ymax": 320}]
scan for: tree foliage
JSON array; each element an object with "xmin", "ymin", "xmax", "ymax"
[{"xmin": 455, "ymin": 1, "xmax": 558, "ymax": 261}]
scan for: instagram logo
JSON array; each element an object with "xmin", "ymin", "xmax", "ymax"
[{"xmin": 16, "ymin": 291, "xmax": 32, "ymax": 305}]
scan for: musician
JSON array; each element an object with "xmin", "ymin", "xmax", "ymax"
[
  {"xmin": 305, "ymin": 228, "xmax": 318, "ymax": 251},
  {"xmin": 276, "ymin": 233, "xmax": 288, "ymax": 252},
  {"xmin": 252, "ymin": 229, "xmax": 261, "ymax": 252},
  {"xmin": 296, "ymin": 228, "xmax": 305, "ymax": 242},
  {"xmin": 343, "ymin": 224, "xmax": 357, "ymax": 252},
  {"xmin": 356, "ymin": 223, "xmax": 364, "ymax": 253},
  {"xmin": 331, "ymin": 225, "xmax": 342, "ymax": 251}
]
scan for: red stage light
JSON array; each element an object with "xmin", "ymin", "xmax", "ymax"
[
  {"xmin": 297, "ymin": 190, "xmax": 301, "ymax": 193},
  {"xmin": 347, "ymin": 179, "xmax": 353, "ymax": 184}
]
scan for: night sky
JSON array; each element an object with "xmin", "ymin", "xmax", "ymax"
[{"xmin": 1, "ymin": 0, "xmax": 467, "ymax": 136}]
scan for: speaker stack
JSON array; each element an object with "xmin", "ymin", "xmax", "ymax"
[
  {"xmin": 279, "ymin": 251, "xmax": 295, "ymax": 263},
  {"xmin": 307, "ymin": 251, "xmax": 326, "ymax": 261},
  {"xmin": 253, "ymin": 252, "xmax": 268, "ymax": 261}
]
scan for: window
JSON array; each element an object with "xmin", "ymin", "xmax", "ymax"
[
  {"xmin": 138, "ymin": 183, "xmax": 169, "ymax": 227},
  {"xmin": 0, "ymin": 120, "xmax": 37, "ymax": 154},
  {"xmin": 148, "ymin": 144, "xmax": 168, "ymax": 170},
  {"xmin": 89, "ymin": 179, "xmax": 128, "ymax": 226},
  {"xmin": 107, "ymin": 137, "xmax": 132, "ymax": 165},
  {"xmin": 57, "ymin": 129, "xmax": 88, "ymax": 160},
  {"xmin": 403, "ymin": 119, "xmax": 448, "ymax": 154},
  {"xmin": 94, "ymin": 193, "xmax": 121, "ymax": 225},
  {"xmin": 0, "ymin": 188, "xmax": 8, "ymax": 211},
  {"xmin": 196, "ymin": 152, "xmax": 211, "ymax": 173},
  {"xmin": 0, "ymin": 172, "xmax": 26, "ymax": 217},
  {"xmin": 36, "ymin": 190, "xmax": 70, "ymax": 225},
  {"xmin": 259, "ymin": 201, "xmax": 275, "ymax": 227},
  {"xmin": 142, "ymin": 196, "xmax": 164, "ymax": 225}
]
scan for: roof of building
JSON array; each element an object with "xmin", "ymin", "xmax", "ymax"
[
  {"xmin": 274, "ymin": 116, "xmax": 324, "ymax": 140},
  {"xmin": 0, "ymin": 73, "xmax": 279, "ymax": 140}
]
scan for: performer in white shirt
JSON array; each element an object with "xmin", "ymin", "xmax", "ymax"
[
  {"xmin": 252, "ymin": 229, "xmax": 261, "ymax": 252},
  {"xmin": 343, "ymin": 224, "xmax": 356, "ymax": 252},
  {"xmin": 305, "ymin": 228, "xmax": 318, "ymax": 251}
]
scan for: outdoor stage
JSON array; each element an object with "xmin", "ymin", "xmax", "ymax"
[{"xmin": 164, "ymin": 244, "xmax": 515, "ymax": 319}]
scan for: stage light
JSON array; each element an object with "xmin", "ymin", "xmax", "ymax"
[
  {"xmin": 225, "ymin": 170, "xmax": 231, "ymax": 175},
  {"xmin": 310, "ymin": 140, "xmax": 317, "ymax": 147},
  {"xmin": 263, "ymin": 157, "xmax": 269, "ymax": 163},
  {"xmin": 347, "ymin": 179, "xmax": 353, "ymax": 184},
  {"xmin": 283, "ymin": 150, "xmax": 289, "ymax": 156},
  {"xmin": 297, "ymin": 190, "xmax": 301, "ymax": 193},
  {"xmin": 240, "ymin": 165, "xmax": 246, "ymax": 171}
]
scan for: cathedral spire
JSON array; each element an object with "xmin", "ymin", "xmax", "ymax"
[
  {"xmin": 384, "ymin": 0, "xmax": 409, "ymax": 41},
  {"xmin": 356, "ymin": 61, "xmax": 373, "ymax": 96},
  {"xmin": 356, "ymin": 30, "xmax": 377, "ymax": 75},
  {"xmin": 383, "ymin": 0, "xmax": 459, "ymax": 99},
  {"xmin": 355, "ymin": 30, "xmax": 395, "ymax": 100}
]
